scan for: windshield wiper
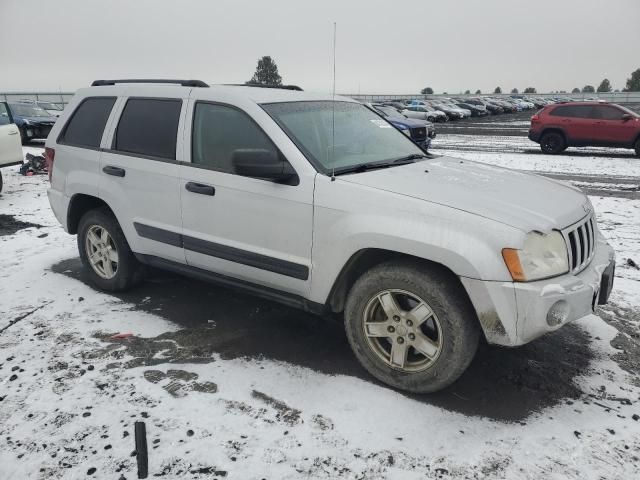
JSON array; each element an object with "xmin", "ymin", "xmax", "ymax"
[{"xmin": 333, "ymin": 154, "xmax": 427, "ymax": 176}]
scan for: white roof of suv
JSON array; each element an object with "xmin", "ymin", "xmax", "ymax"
[{"xmin": 79, "ymin": 80, "xmax": 355, "ymax": 105}]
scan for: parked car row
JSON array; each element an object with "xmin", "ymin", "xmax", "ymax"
[{"xmin": 373, "ymin": 96, "xmax": 562, "ymax": 122}]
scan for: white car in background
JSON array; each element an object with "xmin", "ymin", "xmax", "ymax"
[{"xmin": 0, "ymin": 102, "xmax": 24, "ymax": 192}]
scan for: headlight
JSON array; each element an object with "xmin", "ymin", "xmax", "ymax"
[
  {"xmin": 401, "ymin": 128, "xmax": 411, "ymax": 137},
  {"xmin": 502, "ymin": 231, "xmax": 569, "ymax": 282}
]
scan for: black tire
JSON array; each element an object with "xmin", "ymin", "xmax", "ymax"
[
  {"xmin": 344, "ymin": 260, "xmax": 480, "ymax": 393},
  {"xmin": 634, "ymin": 138, "xmax": 640, "ymax": 157},
  {"xmin": 540, "ymin": 131, "xmax": 566, "ymax": 154},
  {"xmin": 77, "ymin": 207, "xmax": 143, "ymax": 292},
  {"xmin": 0, "ymin": 171, "xmax": 3, "ymax": 193}
]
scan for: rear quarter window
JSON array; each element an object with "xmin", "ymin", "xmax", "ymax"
[
  {"xmin": 59, "ymin": 97, "xmax": 116, "ymax": 148},
  {"xmin": 114, "ymin": 98, "xmax": 182, "ymax": 160}
]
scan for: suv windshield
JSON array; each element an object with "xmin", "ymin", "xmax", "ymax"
[
  {"xmin": 9, "ymin": 104, "xmax": 51, "ymax": 117},
  {"xmin": 263, "ymin": 101, "xmax": 425, "ymax": 174}
]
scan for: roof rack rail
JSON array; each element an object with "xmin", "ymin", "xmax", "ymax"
[
  {"xmin": 225, "ymin": 83, "xmax": 303, "ymax": 91},
  {"xmin": 91, "ymin": 79, "xmax": 209, "ymax": 87}
]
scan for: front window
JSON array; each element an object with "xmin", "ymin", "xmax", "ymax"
[
  {"xmin": 9, "ymin": 104, "xmax": 51, "ymax": 117},
  {"xmin": 263, "ymin": 101, "xmax": 425, "ymax": 174}
]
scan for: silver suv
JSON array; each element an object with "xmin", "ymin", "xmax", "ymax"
[{"xmin": 45, "ymin": 79, "xmax": 616, "ymax": 393}]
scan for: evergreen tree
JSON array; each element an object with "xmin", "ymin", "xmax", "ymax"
[
  {"xmin": 596, "ymin": 78, "xmax": 612, "ymax": 93},
  {"xmin": 623, "ymin": 68, "xmax": 640, "ymax": 92},
  {"xmin": 246, "ymin": 56, "xmax": 282, "ymax": 85},
  {"xmin": 494, "ymin": 86, "xmax": 502, "ymax": 94}
]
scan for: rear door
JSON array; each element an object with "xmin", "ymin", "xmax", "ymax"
[
  {"xmin": 0, "ymin": 102, "xmax": 22, "ymax": 167},
  {"xmin": 550, "ymin": 105, "xmax": 592, "ymax": 143},
  {"xmin": 99, "ymin": 92, "xmax": 187, "ymax": 264},
  {"xmin": 179, "ymin": 99, "xmax": 314, "ymax": 296},
  {"xmin": 591, "ymin": 105, "xmax": 637, "ymax": 145}
]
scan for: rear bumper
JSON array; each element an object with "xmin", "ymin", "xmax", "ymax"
[
  {"xmin": 461, "ymin": 235, "xmax": 615, "ymax": 346},
  {"xmin": 528, "ymin": 129, "xmax": 541, "ymax": 143},
  {"xmin": 47, "ymin": 188, "xmax": 70, "ymax": 232}
]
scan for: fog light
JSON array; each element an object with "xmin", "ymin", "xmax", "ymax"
[{"xmin": 547, "ymin": 300, "xmax": 570, "ymax": 326}]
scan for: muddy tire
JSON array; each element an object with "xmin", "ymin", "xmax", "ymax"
[
  {"xmin": 344, "ymin": 260, "xmax": 480, "ymax": 393},
  {"xmin": 540, "ymin": 131, "xmax": 566, "ymax": 154},
  {"xmin": 77, "ymin": 208, "xmax": 143, "ymax": 292}
]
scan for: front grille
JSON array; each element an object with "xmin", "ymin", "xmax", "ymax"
[
  {"xmin": 562, "ymin": 214, "xmax": 596, "ymax": 274},
  {"xmin": 410, "ymin": 127, "xmax": 427, "ymax": 142}
]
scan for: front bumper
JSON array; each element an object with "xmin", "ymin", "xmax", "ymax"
[
  {"xmin": 23, "ymin": 124, "xmax": 53, "ymax": 140},
  {"xmin": 461, "ymin": 235, "xmax": 615, "ymax": 346}
]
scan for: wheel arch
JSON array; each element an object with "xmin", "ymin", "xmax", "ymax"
[
  {"xmin": 67, "ymin": 194, "xmax": 115, "ymax": 234},
  {"xmin": 326, "ymin": 248, "xmax": 474, "ymax": 315},
  {"xmin": 540, "ymin": 127, "xmax": 568, "ymax": 143}
]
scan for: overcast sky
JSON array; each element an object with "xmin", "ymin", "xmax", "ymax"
[{"xmin": 1, "ymin": 0, "xmax": 639, "ymax": 95}]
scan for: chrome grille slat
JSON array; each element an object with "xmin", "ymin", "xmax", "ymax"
[{"xmin": 562, "ymin": 213, "xmax": 596, "ymax": 275}]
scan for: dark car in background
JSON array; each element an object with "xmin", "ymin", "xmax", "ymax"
[
  {"xmin": 6, "ymin": 103, "xmax": 57, "ymax": 144},
  {"xmin": 370, "ymin": 103, "xmax": 435, "ymax": 150},
  {"xmin": 452, "ymin": 100, "xmax": 488, "ymax": 117},
  {"xmin": 529, "ymin": 101, "xmax": 640, "ymax": 155}
]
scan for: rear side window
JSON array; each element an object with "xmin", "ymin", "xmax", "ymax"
[
  {"xmin": 60, "ymin": 97, "xmax": 116, "ymax": 148},
  {"xmin": 191, "ymin": 103, "xmax": 278, "ymax": 174},
  {"xmin": 114, "ymin": 98, "xmax": 182, "ymax": 160}
]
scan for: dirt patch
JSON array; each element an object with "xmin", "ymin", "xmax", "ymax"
[{"xmin": 0, "ymin": 214, "xmax": 42, "ymax": 236}]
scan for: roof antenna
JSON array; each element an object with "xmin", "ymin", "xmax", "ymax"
[{"xmin": 331, "ymin": 21, "xmax": 337, "ymax": 182}]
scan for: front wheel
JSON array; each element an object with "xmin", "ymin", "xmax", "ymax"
[
  {"xmin": 344, "ymin": 261, "xmax": 480, "ymax": 393},
  {"xmin": 77, "ymin": 208, "xmax": 143, "ymax": 292},
  {"xmin": 540, "ymin": 131, "xmax": 566, "ymax": 154}
]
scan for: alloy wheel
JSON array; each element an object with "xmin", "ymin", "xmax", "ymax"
[
  {"xmin": 85, "ymin": 224, "xmax": 119, "ymax": 279},
  {"xmin": 362, "ymin": 289, "xmax": 443, "ymax": 372}
]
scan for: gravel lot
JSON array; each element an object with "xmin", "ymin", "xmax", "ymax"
[{"xmin": 1, "ymin": 129, "xmax": 639, "ymax": 479}]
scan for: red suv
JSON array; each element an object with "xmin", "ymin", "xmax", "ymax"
[{"xmin": 529, "ymin": 102, "xmax": 640, "ymax": 156}]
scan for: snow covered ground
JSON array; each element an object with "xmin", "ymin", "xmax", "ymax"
[{"xmin": 1, "ymin": 138, "xmax": 639, "ymax": 479}]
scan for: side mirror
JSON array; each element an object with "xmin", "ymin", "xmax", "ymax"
[
  {"xmin": 621, "ymin": 113, "xmax": 632, "ymax": 121},
  {"xmin": 232, "ymin": 149, "xmax": 299, "ymax": 185}
]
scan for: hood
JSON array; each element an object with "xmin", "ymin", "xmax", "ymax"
[
  {"xmin": 388, "ymin": 116, "xmax": 429, "ymax": 128},
  {"xmin": 338, "ymin": 156, "xmax": 589, "ymax": 232},
  {"xmin": 22, "ymin": 116, "xmax": 56, "ymax": 124}
]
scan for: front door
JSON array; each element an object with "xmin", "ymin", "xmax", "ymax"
[
  {"xmin": 180, "ymin": 101, "xmax": 314, "ymax": 296},
  {"xmin": 592, "ymin": 105, "xmax": 638, "ymax": 145},
  {"xmin": 0, "ymin": 102, "xmax": 23, "ymax": 167}
]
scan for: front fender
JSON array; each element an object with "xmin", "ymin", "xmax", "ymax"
[{"xmin": 309, "ymin": 175, "xmax": 522, "ymax": 304}]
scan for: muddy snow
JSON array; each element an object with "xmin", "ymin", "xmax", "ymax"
[{"xmin": 1, "ymin": 135, "xmax": 639, "ymax": 479}]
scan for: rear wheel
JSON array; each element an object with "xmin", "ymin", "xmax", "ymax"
[
  {"xmin": 77, "ymin": 208, "xmax": 143, "ymax": 291},
  {"xmin": 344, "ymin": 261, "xmax": 480, "ymax": 393},
  {"xmin": 540, "ymin": 131, "xmax": 566, "ymax": 154},
  {"xmin": 634, "ymin": 138, "xmax": 640, "ymax": 157}
]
